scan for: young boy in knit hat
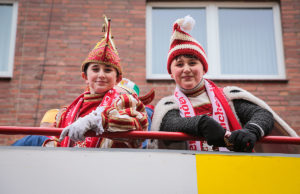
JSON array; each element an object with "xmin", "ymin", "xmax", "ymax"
[
  {"xmin": 150, "ymin": 15, "xmax": 297, "ymax": 152},
  {"xmin": 44, "ymin": 16, "xmax": 148, "ymax": 148}
]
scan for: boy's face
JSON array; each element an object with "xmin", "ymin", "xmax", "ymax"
[
  {"xmin": 82, "ymin": 63, "xmax": 118, "ymax": 94},
  {"xmin": 170, "ymin": 56, "xmax": 204, "ymax": 90}
]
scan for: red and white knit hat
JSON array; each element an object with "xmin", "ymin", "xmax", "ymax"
[{"xmin": 167, "ymin": 15, "xmax": 208, "ymax": 74}]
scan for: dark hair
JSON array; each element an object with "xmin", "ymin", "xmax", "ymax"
[
  {"xmin": 174, "ymin": 54, "xmax": 199, "ymax": 61},
  {"xmin": 83, "ymin": 63, "xmax": 120, "ymax": 78},
  {"xmin": 83, "ymin": 63, "xmax": 89, "ymax": 76}
]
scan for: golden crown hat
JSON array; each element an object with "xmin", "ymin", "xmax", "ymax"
[{"xmin": 82, "ymin": 15, "xmax": 122, "ymax": 82}]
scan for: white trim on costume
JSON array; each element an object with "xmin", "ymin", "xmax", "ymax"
[{"xmin": 223, "ymin": 86, "xmax": 298, "ymax": 137}]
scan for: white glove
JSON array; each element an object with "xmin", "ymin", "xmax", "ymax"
[{"xmin": 59, "ymin": 107, "xmax": 105, "ymax": 142}]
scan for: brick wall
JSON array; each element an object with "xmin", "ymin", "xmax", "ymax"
[
  {"xmin": 0, "ymin": 0, "xmax": 299, "ymax": 146},
  {"xmin": 280, "ymin": 0, "xmax": 300, "ymax": 131}
]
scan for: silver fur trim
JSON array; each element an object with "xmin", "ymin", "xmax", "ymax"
[
  {"xmin": 148, "ymin": 96, "xmax": 179, "ymax": 149},
  {"xmin": 223, "ymin": 86, "xmax": 298, "ymax": 137}
]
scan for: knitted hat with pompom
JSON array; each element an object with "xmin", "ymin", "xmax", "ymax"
[{"xmin": 167, "ymin": 15, "xmax": 208, "ymax": 74}]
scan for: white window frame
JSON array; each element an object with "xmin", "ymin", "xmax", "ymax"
[
  {"xmin": 146, "ymin": 2, "xmax": 286, "ymax": 80},
  {"xmin": 0, "ymin": 0, "xmax": 18, "ymax": 78}
]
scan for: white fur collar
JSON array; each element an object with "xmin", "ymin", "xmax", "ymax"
[
  {"xmin": 150, "ymin": 95, "xmax": 178, "ymax": 132},
  {"xmin": 223, "ymin": 86, "xmax": 298, "ymax": 137}
]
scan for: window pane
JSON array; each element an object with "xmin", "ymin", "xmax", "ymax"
[
  {"xmin": 152, "ymin": 8, "xmax": 206, "ymax": 74},
  {"xmin": 0, "ymin": 4, "xmax": 13, "ymax": 71},
  {"xmin": 219, "ymin": 8, "xmax": 278, "ymax": 75}
]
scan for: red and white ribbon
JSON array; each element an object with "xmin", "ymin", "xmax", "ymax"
[{"xmin": 174, "ymin": 80, "xmax": 231, "ymax": 151}]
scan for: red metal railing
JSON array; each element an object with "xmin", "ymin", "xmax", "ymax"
[{"xmin": 0, "ymin": 126, "xmax": 300, "ymax": 145}]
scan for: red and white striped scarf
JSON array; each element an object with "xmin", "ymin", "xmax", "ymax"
[
  {"xmin": 174, "ymin": 79, "xmax": 239, "ymax": 151},
  {"xmin": 60, "ymin": 89, "xmax": 119, "ymax": 147}
]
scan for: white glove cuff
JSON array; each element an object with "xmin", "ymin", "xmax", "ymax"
[{"xmin": 92, "ymin": 106, "xmax": 105, "ymax": 135}]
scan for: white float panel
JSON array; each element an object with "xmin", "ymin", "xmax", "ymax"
[
  {"xmin": 0, "ymin": 147, "xmax": 197, "ymax": 194},
  {"xmin": 1, "ymin": 147, "xmax": 300, "ymax": 194}
]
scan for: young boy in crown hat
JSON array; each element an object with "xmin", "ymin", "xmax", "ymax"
[
  {"xmin": 150, "ymin": 15, "xmax": 297, "ymax": 152},
  {"xmin": 44, "ymin": 17, "xmax": 148, "ymax": 148}
]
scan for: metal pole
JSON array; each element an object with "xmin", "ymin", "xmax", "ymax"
[{"xmin": 0, "ymin": 126, "xmax": 300, "ymax": 145}]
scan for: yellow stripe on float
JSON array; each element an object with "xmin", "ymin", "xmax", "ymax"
[{"xmin": 196, "ymin": 154, "xmax": 300, "ymax": 194}]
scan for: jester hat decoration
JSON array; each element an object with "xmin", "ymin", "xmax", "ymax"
[
  {"xmin": 117, "ymin": 78, "xmax": 155, "ymax": 105},
  {"xmin": 82, "ymin": 15, "xmax": 122, "ymax": 82}
]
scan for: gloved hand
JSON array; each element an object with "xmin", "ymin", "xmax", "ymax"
[
  {"xmin": 59, "ymin": 107, "xmax": 105, "ymax": 142},
  {"xmin": 228, "ymin": 128, "xmax": 259, "ymax": 152},
  {"xmin": 198, "ymin": 115, "xmax": 226, "ymax": 147}
]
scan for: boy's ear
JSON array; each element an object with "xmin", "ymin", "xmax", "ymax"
[
  {"xmin": 81, "ymin": 72, "xmax": 88, "ymax": 82},
  {"xmin": 170, "ymin": 73, "xmax": 174, "ymax": 79}
]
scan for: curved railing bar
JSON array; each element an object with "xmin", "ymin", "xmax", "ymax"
[{"xmin": 0, "ymin": 126, "xmax": 299, "ymax": 145}]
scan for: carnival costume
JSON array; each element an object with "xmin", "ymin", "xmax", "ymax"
[
  {"xmin": 43, "ymin": 16, "xmax": 148, "ymax": 148},
  {"xmin": 150, "ymin": 16, "xmax": 298, "ymax": 152}
]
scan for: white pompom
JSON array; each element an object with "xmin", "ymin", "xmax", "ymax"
[{"xmin": 179, "ymin": 15, "xmax": 195, "ymax": 31}]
